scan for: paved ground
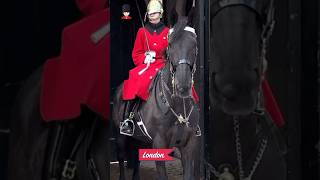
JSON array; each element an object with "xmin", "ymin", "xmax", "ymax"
[{"xmin": 110, "ymin": 158, "xmax": 183, "ymax": 180}]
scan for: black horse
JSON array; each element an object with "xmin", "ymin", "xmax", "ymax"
[
  {"xmin": 207, "ymin": 0, "xmax": 287, "ymax": 180},
  {"xmin": 7, "ymin": 68, "xmax": 109, "ymax": 180},
  {"xmin": 112, "ymin": 8, "xmax": 200, "ymax": 180}
]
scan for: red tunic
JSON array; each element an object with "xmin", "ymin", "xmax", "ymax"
[
  {"xmin": 41, "ymin": 9, "xmax": 109, "ymax": 121},
  {"xmin": 121, "ymin": 16, "xmax": 132, "ymax": 20},
  {"xmin": 123, "ymin": 26, "xmax": 169, "ymax": 101}
]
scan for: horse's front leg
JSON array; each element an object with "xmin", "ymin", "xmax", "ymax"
[
  {"xmin": 153, "ymin": 134, "xmax": 168, "ymax": 180},
  {"xmin": 117, "ymin": 135, "xmax": 127, "ymax": 180},
  {"xmin": 180, "ymin": 134, "xmax": 199, "ymax": 180},
  {"xmin": 193, "ymin": 137, "xmax": 201, "ymax": 180},
  {"xmin": 132, "ymin": 161, "xmax": 140, "ymax": 180},
  {"xmin": 127, "ymin": 140, "xmax": 140, "ymax": 180}
]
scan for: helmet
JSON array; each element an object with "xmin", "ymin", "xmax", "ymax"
[{"xmin": 147, "ymin": 0, "xmax": 163, "ymax": 15}]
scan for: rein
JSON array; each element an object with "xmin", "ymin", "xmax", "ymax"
[{"xmin": 205, "ymin": 111, "xmax": 271, "ymax": 180}]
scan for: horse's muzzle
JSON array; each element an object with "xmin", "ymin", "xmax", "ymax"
[{"xmin": 220, "ymin": 91, "xmax": 257, "ymax": 116}]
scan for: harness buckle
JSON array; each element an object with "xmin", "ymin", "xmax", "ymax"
[
  {"xmin": 195, "ymin": 125, "xmax": 201, "ymax": 137},
  {"xmin": 177, "ymin": 114, "xmax": 188, "ymax": 124},
  {"xmin": 62, "ymin": 159, "xmax": 76, "ymax": 179},
  {"xmin": 129, "ymin": 112, "xmax": 135, "ymax": 119},
  {"xmin": 253, "ymin": 108, "xmax": 265, "ymax": 116}
]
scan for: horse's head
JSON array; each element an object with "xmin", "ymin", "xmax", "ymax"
[
  {"xmin": 166, "ymin": 8, "xmax": 197, "ymax": 98},
  {"xmin": 210, "ymin": 0, "xmax": 274, "ymax": 115}
]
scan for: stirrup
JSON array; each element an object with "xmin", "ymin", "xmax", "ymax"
[{"xmin": 120, "ymin": 118, "xmax": 135, "ymax": 136}]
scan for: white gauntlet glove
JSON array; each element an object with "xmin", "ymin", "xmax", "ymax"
[
  {"xmin": 139, "ymin": 51, "xmax": 156, "ymax": 75},
  {"xmin": 144, "ymin": 51, "xmax": 156, "ymax": 64}
]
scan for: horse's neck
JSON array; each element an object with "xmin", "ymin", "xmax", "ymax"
[
  {"xmin": 157, "ymin": 63, "xmax": 185, "ymax": 112},
  {"xmin": 161, "ymin": 63, "xmax": 173, "ymax": 90},
  {"xmin": 159, "ymin": 63, "xmax": 175, "ymax": 99}
]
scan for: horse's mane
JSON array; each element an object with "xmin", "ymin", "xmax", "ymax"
[
  {"xmin": 170, "ymin": 16, "xmax": 188, "ymax": 43},
  {"xmin": 164, "ymin": 16, "xmax": 189, "ymax": 61}
]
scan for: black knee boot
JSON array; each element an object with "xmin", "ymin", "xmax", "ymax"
[{"xmin": 120, "ymin": 100, "xmax": 135, "ymax": 136}]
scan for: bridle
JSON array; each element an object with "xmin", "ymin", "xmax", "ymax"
[
  {"xmin": 207, "ymin": 0, "xmax": 276, "ymax": 180},
  {"xmin": 210, "ymin": 0, "xmax": 275, "ymax": 113},
  {"xmin": 169, "ymin": 58, "xmax": 197, "ymax": 97},
  {"xmin": 210, "ymin": 0, "xmax": 275, "ymax": 79},
  {"xmin": 210, "ymin": 0, "xmax": 275, "ymax": 114},
  {"xmin": 159, "ymin": 25, "xmax": 198, "ymax": 126},
  {"xmin": 166, "ymin": 26, "xmax": 198, "ymax": 96},
  {"xmin": 211, "ymin": 0, "xmax": 274, "ymax": 18}
]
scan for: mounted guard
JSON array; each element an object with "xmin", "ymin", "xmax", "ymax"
[
  {"xmin": 112, "ymin": 0, "xmax": 201, "ymax": 178},
  {"xmin": 120, "ymin": 0, "xmax": 198, "ymax": 136}
]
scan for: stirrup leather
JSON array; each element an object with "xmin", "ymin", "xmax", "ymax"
[{"xmin": 120, "ymin": 112, "xmax": 135, "ymax": 136}]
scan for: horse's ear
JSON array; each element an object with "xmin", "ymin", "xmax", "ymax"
[
  {"xmin": 167, "ymin": 1, "xmax": 179, "ymax": 27},
  {"xmin": 187, "ymin": 7, "xmax": 195, "ymax": 27}
]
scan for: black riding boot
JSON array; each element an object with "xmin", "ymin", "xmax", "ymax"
[{"xmin": 120, "ymin": 100, "xmax": 135, "ymax": 136}]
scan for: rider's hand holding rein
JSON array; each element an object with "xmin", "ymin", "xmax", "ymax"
[{"xmin": 144, "ymin": 51, "xmax": 156, "ymax": 64}]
